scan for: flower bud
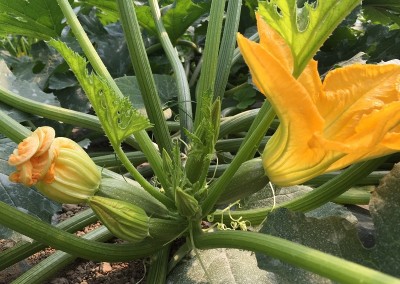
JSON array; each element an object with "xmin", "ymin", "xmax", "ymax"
[
  {"xmin": 88, "ymin": 196, "xmax": 149, "ymax": 243},
  {"xmin": 8, "ymin": 127, "xmax": 101, "ymax": 203},
  {"xmin": 175, "ymin": 187, "xmax": 201, "ymax": 218}
]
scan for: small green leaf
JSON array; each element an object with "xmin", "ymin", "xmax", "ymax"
[
  {"xmin": 258, "ymin": 0, "xmax": 361, "ymax": 76},
  {"xmin": 0, "ymin": 0, "xmax": 70, "ymax": 39},
  {"xmin": 49, "ymin": 39, "xmax": 151, "ymax": 145}
]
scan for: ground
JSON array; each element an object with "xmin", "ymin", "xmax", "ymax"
[{"xmin": 0, "ymin": 204, "xmax": 147, "ymax": 284}]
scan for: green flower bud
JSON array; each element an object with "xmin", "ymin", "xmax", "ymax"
[
  {"xmin": 88, "ymin": 196, "xmax": 149, "ymax": 243},
  {"xmin": 175, "ymin": 187, "xmax": 201, "ymax": 218}
]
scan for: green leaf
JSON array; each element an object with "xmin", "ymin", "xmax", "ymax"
[
  {"xmin": 0, "ymin": 0, "xmax": 70, "ymax": 39},
  {"xmin": 114, "ymin": 74, "xmax": 176, "ymax": 119},
  {"xmin": 49, "ymin": 39, "xmax": 151, "ymax": 145},
  {"xmin": 258, "ymin": 0, "xmax": 361, "ymax": 76},
  {"xmin": 369, "ymin": 162, "xmax": 400, "ymax": 277},
  {"xmin": 362, "ymin": 0, "xmax": 400, "ymax": 26},
  {"xmin": 136, "ymin": 0, "xmax": 211, "ymax": 44},
  {"xmin": 167, "ymin": 248, "xmax": 275, "ymax": 283},
  {"xmin": 256, "ymin": 163, "xmax": 400, "ymax": 280},
  {"xmin": 0, "ymin": 138, "xmax": 60, "ymax": 239},
  {"xmin": 257, "ymin": 205, "xmax": 369, "ymax": 283},
  {"xmin": 79, "ymin": 0, "xmax": 120, "ymax": 24},
  {"xmin": 0, "ymin": 60, "xmax": 60, "ymax": 122}
]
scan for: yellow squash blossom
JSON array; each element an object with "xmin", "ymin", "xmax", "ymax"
[
  {"xmin": 237, "ymin": 14, "xmax": 400, "ymax": 186},
  {"xmin": 9, "ymin": 126, "xmax": 101, "ymax": 203}
]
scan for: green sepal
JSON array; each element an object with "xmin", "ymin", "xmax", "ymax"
[
  {"xmin": 88, "ymin": 196, "xmax": 149, "ymax": 243},
  {"xmin": 175, "ymin": 187, "xmax": 201, "ymax": 219},
  {"xmin": 49, "ymin": 39, "xmax": 151, "ymax": 145},
  {"xmin": 96, "ymin": 178, "xmax": 171, "ymax": 218}
]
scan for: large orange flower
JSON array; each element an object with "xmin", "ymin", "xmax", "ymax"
[
  {"xmin": 9, "ymin": 127, "xmax": 101, "ymax": 203},
  {"xmin": 237, "ymin": 14, "xmax": 400, "ymax": 186}
]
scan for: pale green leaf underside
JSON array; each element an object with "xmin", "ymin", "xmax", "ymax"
[
  {"xmin": 258, "ymin": 0, "xmax": 361, "ymax": 76},
  {"xmin": 0, "ymin": 0, "xmax": 68, "ymax": 39},
  {"xmin": 49, "ymin": 39, "xmax": 151, "ymax": 145}
]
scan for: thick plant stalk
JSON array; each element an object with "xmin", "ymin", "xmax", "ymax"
[
  {"xmin": 116, "ymin": 0, "xmax": 174, "ymax": 153},
  {"xmin": 148, "ymin": 0, "xmax": 193, "ymax": 138},
  {"xmin": 202, "ymin": 101, "xmax": 276, "ymax": 215},
  {"xmin": 212, "ymin": 157, "xmax": 387, "ymax": 225},
  {"xmin": 213, "ymin": 0, "xmax": 242, "ymax": 100},
  {"xmin": 193, "ymin": 0, "xmax": 226, "ymax": 129},
  {"xmin": 194, "ymin": 230, "xmax": 400, "ymax": 284},
  {"xmin": 0, "ymin": 200, "xmax": 161, "ymax": 262},
  {"xmin": 146, "ymin": 245, "xmax": 171, "ymax": 283},
  {"xmin": 0, "ymin": 209, "xmax": 96, "ymax": 270}
]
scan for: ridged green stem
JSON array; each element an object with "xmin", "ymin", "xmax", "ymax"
[
  {"xmin": 114, "ymin": 146, "xmax": 174, "ymax": 208},
  {"xmin": 0, "ymin": 109, "xmax": 30, "ymax": 142},
  {"xmin": 11, "ymin": 226, "xmax": 112, "ymax": 284},
  {"xmin": 148, "ymin": 0, "xmax": 193, "ymax": 138},
  {"xmin": 0, "ymin": 200, "xmax": 161, "ymax": 261},
  {"xmin": 213, "ymin": 0, "xmax": 242, "ymax": 100},
  {"xmin": 92, "ymin": 151, "xmax": 147, "ymax": 167},
  {"xmin": 333, "ymin": 186, "xmax": 372, "ymax": 205},
  {"xmin": 146, "ymin": 245, "xmax": 171, "ymax": 284},
  {"xmin": 193, "ymin": 0, "xmax": 226, "ymax": 129},
  {"xmin": 194, "ymin": 230, "xmax": 400, "ymax": 284},
  {"xmin": 0, "ymin": 85, "xmax": 100, "ymax": 130},
  {"xmin": 219, "ymin": 109, "xmax": 259, "ymax": 137},
  {"xmin": 212, "ymin": 157, "xmax": 388, "ymax": 225},
  {"xmin": 56, "ymin": 0, "xmax": 119, "ymax": 93},
  {"xmin": 282, "ymin": 157, "xmax": 387, "ymax": 211},
  {"xmin": 0, "ymin": 209, "xmax": 96, "ymax": 271},
  {"xmin": 202, "ymin": 102, "xmax": 276, "ymax": 215},
  {"xmin": 116, "ymin": 0, "xmax": 173, "ymax": 154},
  {"xmin": 0, "ymin": 86, "xmax": 179, "ymax": 137}
]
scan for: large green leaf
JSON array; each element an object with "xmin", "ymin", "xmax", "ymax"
[
  {"xmin": 49, "ymin": 39, "xmax": 151, "ymax": 145},
  {"xmin": 0, "ymin": 0, "xmax": 70, "ymax": 39},
  {"xmin": 167, "ymin": 248, "xmax": 275, "ymax": 283},
  {"xmin": 258, "ymin": 0, "xmax": 361, "ymax": 76},
  {"xmin": 136, "ymin": 0, "xmax": 211, "ymax": 44},
  {"xmin": 79, "ymin": 0, "xmax": 211, "ymax": 44},
  {"xmin": 256, "ymin": 163, "xmax": 400, "ymax": 280},
  {"xmin": 363, "ymin": 0, "xmax": 400, "ymax": 26},
  {"xmin": 0, "ymin": 60, "xmax": 60, "ymax": 122},
  {"xmin": 0, "ymin": 138, "xmax": 60, "ymax": 239}
]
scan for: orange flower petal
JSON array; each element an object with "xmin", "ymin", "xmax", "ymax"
[
  {"xmin": 256, "ymin": 13, "xmax": 293, "ymax": 73},
  {"xmin": 34, "ymin": 126, "xmax": 55, "ymax": 156},
  {"xmin": 8, "ymin": 133, "xmax": 40, "ymax": 166}
]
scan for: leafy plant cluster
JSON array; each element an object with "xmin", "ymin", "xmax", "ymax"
[{"xmin": 0, "ymin": 0, "xmax": 399, "ymax": 283}]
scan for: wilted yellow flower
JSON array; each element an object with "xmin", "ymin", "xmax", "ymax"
[
  {"xmin": 9, "ymin": 126, "xmax": 101, "ymax": 203},
  {"xmin": 237, "ymin": 14, "xmax": 400, "ymax": 186}
]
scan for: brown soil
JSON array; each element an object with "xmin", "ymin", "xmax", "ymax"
[{"xmin": 0, "ymin": 204, "xmax": 147, "ymax": 284}]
